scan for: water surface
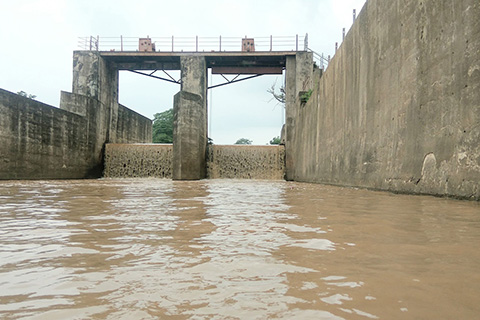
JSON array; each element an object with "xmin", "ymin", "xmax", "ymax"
[{"xmin": 0, "ymin": 179, "xmax": 479, "ymax": 319}]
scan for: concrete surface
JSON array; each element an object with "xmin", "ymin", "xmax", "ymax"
[
  {"xmin": 292, "ymin": 0, "xmax": 480, "ymax": 200},
  {"xmin": 207, "ymin": 145, "xmax": 285, "ymax": 180},
  {"xmin": 103, "ymin": 143, "xmax": 285, "ymax": 180},
  {"xmin": 0, "ymin": 87, "xmax": 151, "ymax": 179},
  {"xmin": 285, "ymin": 52, "xmax": 313, "ymax": 180},
  {"xmin": 172, "ymin": 56, "xmax": 208, "ymax": 180},
  {"xmin": 104, "ymin": 144, "xmax": 172, "ymax": 178},
  {"xmin": 172, "ymin": 91, "xmax": 207, "ymax": 180}
]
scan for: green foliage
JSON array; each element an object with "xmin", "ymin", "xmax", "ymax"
[
  {"xmin": 152, "ymin": 108, "xmax": 173, "ymax": 143},
  {"xmin": 17, "ymin": 91, "xmax": 36, "ymax": 100},
  {"xmin": 234, "ymin": 138, "xmax": 252, "ymax": 145},
  {"xmin": 269, "ymin": 136, "xmax": 281, "ymax": 145},
  {"xmin": 300, "ymin": 89, "xmax": 313, "ymax": 103}
]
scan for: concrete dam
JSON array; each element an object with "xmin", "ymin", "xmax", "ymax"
[{"xmin": 0, "ymin": 0, "xmax": 479, "ymax": 200}]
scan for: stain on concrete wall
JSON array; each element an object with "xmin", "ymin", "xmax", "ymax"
[
  {"xmin": 292, "ymin": 0, "xmax": 480, "ymax": 200},
  {"xmin": 207, "ymin": 145, "xmax": 285, "ymax": 180},
  {"xmin": 104, "ymin": 144, "xmax": 172, "ymax": 178}
]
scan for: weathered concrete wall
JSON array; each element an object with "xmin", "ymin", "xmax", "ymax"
[
  {"xmin": 104, "ymin": 144, "xmax": 172, "ymax": 178},
  {"xmin": 104, "ymin": 144, "xmax": 285, "ymax": 180},
  {"xmin": 60, "ymin": 91, "xmax": 108, "ymax": 176},
  {"xmin": 116, "ymin": 104, "xmax": 152, "ymax": 144},
  {"xmin": 0, "ymin": 89, "xmax": 100, "ymax": 179},
  {"xmin": 0, "ymin": 88, "xmax": 152, "ymax": 180},
  {"xmin": 207, "ymin": 145, "xmax": 285, "ymax": 180},
  {"xmin": 293, "ymin": 0, "xmax": 480, "ymax": 200}
]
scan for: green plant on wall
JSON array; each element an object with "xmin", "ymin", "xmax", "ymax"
[{"xmin": 300, "ymin": 89, "xmax": 313, "ymax": 104}]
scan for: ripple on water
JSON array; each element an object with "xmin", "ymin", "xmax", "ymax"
[{"xmin": 0, "ymin": 179, "xmax": 479, "ymax": 319}]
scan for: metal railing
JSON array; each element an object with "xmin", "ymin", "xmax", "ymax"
[
  {"xmin": 308, "ymin": 48, "xmax": 330, "ymax": 70},
  {"xmin": 78, "ymin": 35, "xmax": 309, "ymax": 52}
]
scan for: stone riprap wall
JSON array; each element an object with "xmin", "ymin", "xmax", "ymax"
[
  {"xmin": 207, "ymin": 145, "xmax": 285, "ymax": 180},
  {"xmin": 292, "ymin": 0, "xmax": 480, "ymax": 200},
  {"xmin": 116, "ymin": 104, "xmax": 152, "ymax": 144},
  {"xmin": 0, "ymin": 88, "xmax": 152, "ymax": 180},
  {"xmin": 104, "ymin": 144, "xmax": 172, "ymax": 178},
  {"xmin": 103, "ymin": 144, "xmax": 285, "ymax": 180}
]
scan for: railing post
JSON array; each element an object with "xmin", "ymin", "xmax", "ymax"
[
  {"xmin": 120, "ymin": 35, "xmax": 123, "ymax": 51},
  {"xmin": 196, "ymin": 36, "xmax": 198, "ymax": 52},
  {"xmin": 353, "ymin": 9, "xmax": 356, "ymax": 22},
  {"xmin": 304, "ymin": 33, "xmax": 308, "ymax": 51},
  {"xmin": 296, "ymin": 34, "xmax": 299, "ymax": 51},
  {"xmin": 219, "ymin": 35, "xmax": 222, "ymax": 51},
  {"xmin": 342, "ymin": 28, "xmax": 346, "ymax": 41},
  {"xmin": 270, "ymin": 35, "xmax": 273, "ymax": 51},
  {"xmin": 172, "ymin": 36, "xmax": 174, "ymax": 52}
]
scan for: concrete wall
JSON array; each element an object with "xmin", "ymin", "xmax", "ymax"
[
  {"xmin": 292, "ymin": 0, "xmax": 480, "ymax": 200},
  {"xmin": 104, "ymin": 144, "xmax": 285, "ymax": 180},
  {"xmin": 104, "ymin": 144, "xmax": 172, "ymax": 178},
  {"xmin": 0, "ymin": 89, "xmax": 99, "ymax": 179},
  {"xmin": 116, "ymin": 104, "xmax": 152, "ymax": 144},
  {"xmin": 207, "ymin": 145, "xmax": 285, "ymax": 180},
  {"xmin": 0, "ymin": 88, "xmax": 152, "ymax": 180}
]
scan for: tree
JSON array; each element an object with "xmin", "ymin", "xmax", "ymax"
[
  {"xmin": 267, "ymin": 82, "xmax": 285, "ymax": 105},
  {"xmin": 269, "ymin": 136, "xmax": 281, "ymax": 145},
  {"xmin": 17, "ymin": 91, "xmax": 36, "ymax": 100},
  {"xmin": 234, "ymin": 138, "xmax": 252, "ymax": 145},
  {"xmin": 152, "ymin": 108, "xmax": 173, "ymax": 143}
]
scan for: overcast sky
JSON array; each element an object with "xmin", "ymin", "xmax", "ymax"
[{"xmin": 0, "ymin": 0, "xmax": 366, "ymax": 145}]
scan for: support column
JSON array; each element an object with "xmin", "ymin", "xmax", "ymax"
[
  {"xmin": 72, "ymin": 51, "xmax": 119, "ymax": 143},
  {"xmin": 285, "ymin": 52, "xmax": 313, "ymax": 181},
  {"xmin": 173, "ymin": 56, "xmax": 207, "ymax": 180}
]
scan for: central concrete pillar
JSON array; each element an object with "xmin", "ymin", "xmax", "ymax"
[{"xmin": 172, "ymin": 56, "xmax": 207, "ymax": 180}]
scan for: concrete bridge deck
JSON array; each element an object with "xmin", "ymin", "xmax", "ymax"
[{"xmin": 93, "ymin": 50, "xmax": 297, "ymax": 72}]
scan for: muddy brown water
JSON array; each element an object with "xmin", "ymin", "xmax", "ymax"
[{"xmin": 0, "ymin": 179, "xmax": 479, "ymax": 319}]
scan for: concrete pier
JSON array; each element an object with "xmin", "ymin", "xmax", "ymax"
[
  {"xmin": 172, "ymin": 56, "xmax": 208, "ymax": 180},
  {"xmin": 173, "ymin": 91, "xmax": 207, "ymax": 180},
  {"xmin": 72, "ymin": 51, "xmax": 119, "ymax": 143},
  {"xmin": 285, "ymin": 51, "xmax": 313, "ymax": 180}
]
